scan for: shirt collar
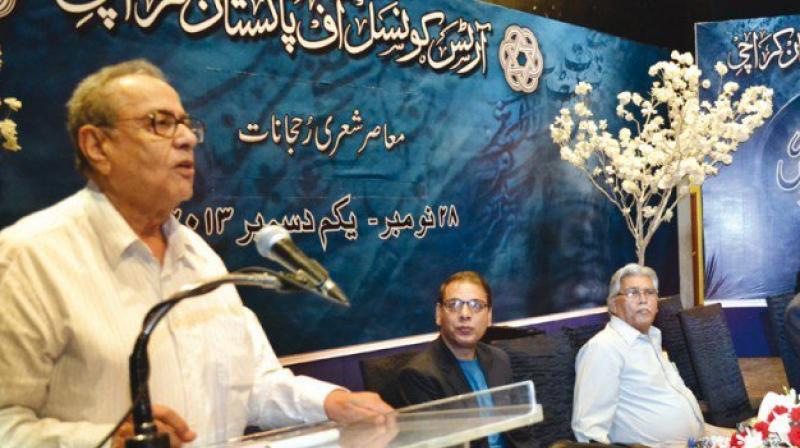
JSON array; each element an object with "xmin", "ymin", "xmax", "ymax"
[
  {"xmin": 162, "ymin": 215, "xmax": 204, "ymax": 271},
  {"xmin": 84, "ymin": 183, "xmax": 141, "ymax": 266},
  {"xmin": 85, "ymin": 183, "xmax": 202, "ymax": 269},
  {"xmin": 608, "ymin": 314, "xmax": 661, "ymax": 347}
]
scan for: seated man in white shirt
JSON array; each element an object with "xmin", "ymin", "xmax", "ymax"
[
  {"xmin": 0, "ymin": 59, "xmax": 391, "ymax": 447},
  {"xmin": 571, "ymin": 263, "xmax": 732, "ymax": 447}
]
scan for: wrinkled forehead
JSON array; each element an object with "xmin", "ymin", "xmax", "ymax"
[
  {"xmin": 105, "ymin": 74, "xmax": 184, "ymax": 117},
  {"xmin": 443, "ymin": 280, "xmax": 488, "ymax": 300},
  {"xmin": 620, "ymin": 274, "xmax": 655, "ymax": 290}
]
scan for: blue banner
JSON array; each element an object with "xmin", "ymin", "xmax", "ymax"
[
  {"xmin": 0, "ymin": 0, "xmax": 673, "ymax": 355},
  {"xmin": 697, "ymin": 16, "xmax": 800, "ymax": 300}
]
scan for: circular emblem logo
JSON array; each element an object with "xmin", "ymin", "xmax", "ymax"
[
  {"xmin": 0, "ymin": 0, "xmax": 16, "ymax": 19},
  {"xmin": 498, "ymin": 25, "xmax": 544, "ymax": 94}
]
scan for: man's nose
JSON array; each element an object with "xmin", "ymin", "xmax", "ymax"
[
  {"xmin": 458, "ymin": 306, "xmax": 474, "ymax": 318},
  {"xmin": 174, "ymin": 122, "xmax": 198, "ymax": 150}
]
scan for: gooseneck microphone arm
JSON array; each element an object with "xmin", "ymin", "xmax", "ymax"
[{"xmin": 126, "ymin": 267, "xmax": 348, "ymax": 448}]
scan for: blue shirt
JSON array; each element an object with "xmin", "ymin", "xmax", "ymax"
[{"xmin": 458, "ymin": 359, "xmax": 507, "ymax": 448}]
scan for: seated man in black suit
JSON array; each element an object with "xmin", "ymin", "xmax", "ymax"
[{"xmin": 393, "ymin": 271, "xmax": 516, "ymax": 448}]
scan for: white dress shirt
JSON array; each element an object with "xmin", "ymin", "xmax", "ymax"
[
  {"xmin": 572, "ymin": 315, "xmax": 705, "ymax": 447},
  {"xmin": 0, "ymin": 185, "xmax": 338, "ymax": 447}
]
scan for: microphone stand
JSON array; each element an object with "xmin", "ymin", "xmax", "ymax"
[{"xmin": 125, "ymin": 268, "xmax": 347, "ymax": 448}]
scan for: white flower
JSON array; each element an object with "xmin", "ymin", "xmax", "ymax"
[
  {"xmin": 702, "ymin": 79, "xmax": 711, "ymax": 89},
  {"xmin": 618, "ymin": 91, "xmax": 632, "ymax": 105},
  {"xmin": 575, "ymin": 82, "xmax": 592, "ymax": 95},
  {"xmin": 0, "ymin": 119, "xmax": 20, "ymax": 151},
  {"xmin": 758, "ymin": 392, "xmax": 798, "ymax": 421},
  {"xmin": 574, "ymin": 102, "xmax": 593, "ymax": 117},
  {"xmin": 714, "ymin": 61, "xmax": 729, "ymax": 76},
  {"xmin": 621, "ymin": 180, "xmax": 639, "ymax": 195},
  {"xmin": 723, "ymin": 82, "xmax": 739, "ymax": 94},
  {"xmin": 3, "ymin": 97, "xmax": 21, "ymax": 111},
  {"xmin": 733, "ymin": 428, "xmax": 767, "ymax": 448},
  {"xmin": 768, "ymin": 412, "xmax": 791, "ymax": 441},
  {"xmin": 592, "ymin": 167, "xmax": 602, "ymax": 176}
]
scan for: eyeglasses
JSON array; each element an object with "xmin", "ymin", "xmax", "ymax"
[
  {"xmin": 617, "ymin": 288, "xmax": 659, "ymax": 300},
  {"xmin": 113, "ymin": 110, "xmax": 205, "ymax": 143},
  {"xmin": 440, "ymin": 299, "xmax": 489, "ymax": 313}
]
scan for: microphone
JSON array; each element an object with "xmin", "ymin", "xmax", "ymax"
[{"xmin": 255, "ymin": 225, "xmax": 349, "ymax": 306}]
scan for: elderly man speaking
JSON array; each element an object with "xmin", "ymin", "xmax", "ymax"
[
  {"xmin": 571, "ymin": 263, "xmax": 732, "ymax": 447},
  {"xmin": 0, "ymin": 60, "xmax": 390, "ymax": 447}
]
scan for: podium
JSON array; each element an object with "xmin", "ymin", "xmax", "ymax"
[{"xmin": 207, "ymin": 380, "xmax": 542, "ymax": 448}]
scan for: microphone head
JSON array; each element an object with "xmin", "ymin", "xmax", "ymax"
[
  {"xmin": 322, "ymin": 279, "xmax": 350, "ymax": 307},
  {"xmin": 253, "ymin": 225, "xmax": 350, "ymax": 307},
  {"xmin": 254, "ymin": 225, "xmax": 291, "ymax": 260}
]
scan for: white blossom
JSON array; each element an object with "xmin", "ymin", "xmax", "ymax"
[
  {"xmin": 0, "ymin": 50, "xmax": 22, "ymax": 154},
  {"xmin": 549, "ymin": 52, "xmax": 773, "ymax": 264},
  {"xmin": 768, "ymin": 413, "xmax": 791, "ymax": 441},
  {"xmin": 575, "ymin": 82, "xmax": 592, "ymax": 95},
  {"xmin": 734, "ymin": 429, "xmax": 768, "ymax": 448},
  {"xmin": 0, "ymin": 119, "xmax": 19, "ymax": 151},
  {"xmin": 574, "ymin": 102, "xmax": 593, "ymax": 117},
  {"xmin": 3, "ymin": 97, "xmax": 21, "ymax": 111}
]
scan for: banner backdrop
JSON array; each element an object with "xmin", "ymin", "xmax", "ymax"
[
  {"xmin": 697, "ymin": 16, "xmax": 800, "ymax": 301},
  {"xmin": 0, "ymin": 0, "xmax": 675, "ymax": 355}
]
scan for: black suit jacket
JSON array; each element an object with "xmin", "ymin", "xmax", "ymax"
[{"xmin": 392, "ymin": 337, "xmax": 521, "ymax": 448}]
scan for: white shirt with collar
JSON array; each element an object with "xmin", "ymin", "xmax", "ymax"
[
  {"xmin": 572, "ymin": 315, "xmax": 705, "ymax": 447},
  {"xmin": 0, "ymin": 185, "xmax": 338, "ymax": 447}
]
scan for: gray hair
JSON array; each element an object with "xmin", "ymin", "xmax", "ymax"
[
  {"xmin": 606, "ymin": 263, "xmax": 659, "ymax": 309},
  {"xmin": 65, "ymin": 59, "xmax": 167, "ymax": 177}
]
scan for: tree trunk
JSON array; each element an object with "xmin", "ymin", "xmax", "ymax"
[{"xmin": 636, "ymin": 236, "xmax": 646, "ymax": 266}]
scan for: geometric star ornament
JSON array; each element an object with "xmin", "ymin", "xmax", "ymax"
[
  {"xmin": 498, "ymin": 25, "xmax": 544, "ymax": 94},
  {"xmin": 0, "ymin": 0, "xmax": 17, "ymax": 20}
]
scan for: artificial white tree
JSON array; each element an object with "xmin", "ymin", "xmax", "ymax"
[{"xmin": 550, "ymin": 51, "xmax": 773, "ymax": 265}]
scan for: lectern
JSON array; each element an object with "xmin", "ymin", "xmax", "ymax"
[{"xmin": 206, "ymin": 380, "xmax": 542, "ymax": 448}]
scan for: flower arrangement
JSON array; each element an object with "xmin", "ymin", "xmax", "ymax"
[
  {"xmin": 695, "ymin": 389, "xmax": 800, "ymax": 448},
  {"xmin": 549, "ymin": 51, "xmax": 773, "ymax": 264},
  {"xmin": 0, "ymin": 46, "xmax": 21, "ymax": 152},
  {"xmin": 731, "ymin": 390, "xmax": 800, "ymax": 448}
]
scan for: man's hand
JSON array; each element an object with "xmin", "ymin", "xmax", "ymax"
[
  {"xmin": 323, "ymin": 390, "xmax": 394, "ymax": 424},
  {"xmin": 112, "ymin": 404, "xmax": 197, "ymax": 448}
]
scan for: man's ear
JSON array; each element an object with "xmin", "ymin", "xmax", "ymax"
[
  {"xmin": 435, "ymin": 304, "xmax": 442, "ymax": 327},
  {"xmin": 608, "ymin": 298, "xmax": 619, "ymax": 316},
  {"xmin": 77, "ymin": 125, "xmax": 112, "ymax": 175},
  {"xmin": 487, "ymin": 308, "xmax": 492, "ymax": 326}
]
